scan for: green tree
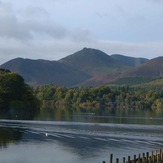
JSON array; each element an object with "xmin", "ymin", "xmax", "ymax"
[{"xmin": 0, "ymin": 69, "xmax": 39, "ymax": 119}]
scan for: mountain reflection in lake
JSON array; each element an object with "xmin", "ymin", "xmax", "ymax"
[{"xmin": 0, "ymin": 118, "xmax": 163, "ymax": 163}]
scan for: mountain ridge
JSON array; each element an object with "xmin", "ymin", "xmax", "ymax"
[
  {"xmin": 1, "ymin": 47, "xmax": 161, "ymax": 87},
  {"xmin": 1, "ymin": 57, "xmax": 90, "ymax": 86}
]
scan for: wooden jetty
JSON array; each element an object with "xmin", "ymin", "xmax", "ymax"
[{"xmin": 102, "ymin": 149, "xmax": 163, "ymax": 163}]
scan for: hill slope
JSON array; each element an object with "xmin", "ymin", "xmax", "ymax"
[
  {"xmin": 1, "ymin": 58, "xmax": 90, "ymax": 86},
  {"xmin": 111, "ymin": 57, "xmax": 163, "ymax": 85},
  {"xmin": 111, "ymin": 54, "xmax": 148, "ymax": 67},
  {"xmin": 125, "ymin": 57, "xmax": 163, "ymax": 77}
]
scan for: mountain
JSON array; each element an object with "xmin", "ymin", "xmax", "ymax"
[
  {"xmin": 59, "ymin": 48, "xmax": 130, "ymax": 76},
  {"xmin": 111, "ymin": 57, "xmax": 163, "ymax": 85},
  {"xmin": 124, "ymin": 57, "xmax": 163, "ymax": 77},
  {"xmin": 59, "ymin": 48, "xmax": 150, "ymax": 86},
  {"xmin": 1, "ymin": 58, "xmax": 90, "ymax": 86},
  {"xmin": 0, "ymin": 48, "xmax": 153, "ymax": 87},
  {"xmin": 111, "ymin": 54, "xmax": 148, "ymax": 67}
]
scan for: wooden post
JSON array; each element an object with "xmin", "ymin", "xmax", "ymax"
[
  {"xmin": 157, "ymin": 153, "xmax": 159, "ymax": 163},
  {"xmin": 128, "ymin": 156, "xmax": 130, "ymax": 163},
  {"xmin": 152, "ymin": 151, "xmax": 154, "ymax": 162},
  {"xmin": 116, "ymin": 158, "xmax": 119, "ymax": 163},
  {"xmin": 123, "ymin": 157, "xmax": 125, "ymax": 163},
  {"xmin": 148, "ymin": 156, "xmax": 152, "ymax": 163},
  {"xmin": 153, "ymin": 155, "xmax": 156, "ymax": 162},
  {"xmin": 158, "ymin": 154, "xmax": 161, "ymax": 163},
  {"xmin": 146, "ymin": 152, "xmax": 149, "ymax": 162},
  {"xmin": 134, "ymin": 155, "xmax": 136, "ymax": 163},
  {"xmin": 160, "ymin": 149, "xmax": 162, "ymax": 160},
  {"xmin": 138, "ymin": 154, "xmax": 141, "ymax": 163},
  {"xmin": 142, "ymin": 157, "xmax": 145, "ymax": 163},
  {"xmin": 102, "ymin": 161, "xmax": 106, "ymax": 163},
  {"xmin": 110, "ymin": 154, "xmax": 113, "ymax": 163},
  {"xmin": 151, "ymin": 151, "xmax": 154, "ymax": 158}
]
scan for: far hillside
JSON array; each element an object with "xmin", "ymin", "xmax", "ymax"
[
  {"xmin": 111, "ymin": 57, "xmax": 163, "ymax": 86},
  {"xmin": 111, "ymin": 54, "xmax": 148, "ymax": 67},
  {"xmin": 1, "ymin": 58, "xmax": 90, "ymax": 86},
  {"xmin": 124, "ymin": 57, "xmax": 163, "ymax": 77}
]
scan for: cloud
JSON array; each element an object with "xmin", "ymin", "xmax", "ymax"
[
  {"xmin": 0, "ymin": 1, "xmax": 93, "ymax": 42},
  {"xmin": 21, "ymin": 6, "xmax": 50, "ymax": 19},
  {"xmin": 0, "ymin": 0, "xmax": 162, "ymax": 65},
  {"xmin": 0, "ymin": 35, "xmax": 162, "ymax": 65},
  {"xmin": 0, "ymin": 1, "xmax": 68, "ymax": 40},
  {"xmin": 0, "ymin": 2, "xmax": 31, "ymax": 39},
  {"xmin": 147, "ymin": 0, "xmax": 163, "ymax": 3}
]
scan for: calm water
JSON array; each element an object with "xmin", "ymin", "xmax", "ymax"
[{"xmin": 0, "ymin": 112, "xmax": 163, "ymax": 163}]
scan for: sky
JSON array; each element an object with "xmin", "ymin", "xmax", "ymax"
[{"xmin": 0, "ymin": 0, "xmax": 163, "ymax": 64}]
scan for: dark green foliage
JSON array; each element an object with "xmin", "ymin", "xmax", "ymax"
[
  {"xmin": 34, "ymin": 84, "xmax": 163, "ymax": 114},
  {"xmin": 0, "ymin": 69, "xmax": 39, "ymax": 119}
]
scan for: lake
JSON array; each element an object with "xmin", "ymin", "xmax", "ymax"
[{"xmin": 0, "ymin": 112, "xmax": 163, "ymax": 163}]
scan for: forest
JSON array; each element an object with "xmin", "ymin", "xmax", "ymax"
[
  {"xmin": 34, "ymin": 83, "xmax": 163, "ymax": 115},
  {"xmin": 1, "ymin": 68, "xmax": 163, "ymax": 118}
]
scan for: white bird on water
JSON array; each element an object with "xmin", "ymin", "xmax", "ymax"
[{"xmin": 45, "ymin": 133, "xmax": 48, "ymax": 136}]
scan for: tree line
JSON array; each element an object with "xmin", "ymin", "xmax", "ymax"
[
  {"xmin": 34, "ymin": 84, "xmax": 163, "ymax": 114},
  {"xmin": 0, "ymin": 68, "xmax": 163, "ymax": 118}
]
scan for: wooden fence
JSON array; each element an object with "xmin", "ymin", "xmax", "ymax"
[{"xmin": 102, "ymin": 149, "xmax": 163, "ymax": 163}]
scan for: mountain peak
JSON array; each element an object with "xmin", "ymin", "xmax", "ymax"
[
  {"xmin": 79, "ymin": 47, "xmax": 110, "ymax": 57},
  {"xmin": 59, "ymin": 48, "xmax": 130, "ymax": 76}
]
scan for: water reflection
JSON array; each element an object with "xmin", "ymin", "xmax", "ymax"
[
  {"xmin": 1, "ymin": 107, "xmax": 163, "ymax": 163},
  {"xmin": 0, "ymin": 127, "xmax": 22, "ymax": 148},
  {"xmin": 0, "ymin": 120, "xmax": 163, "ymax": 163},
  {"xmin": 36, "ymin": 107, "xmax": 163, "ymax": 125}
]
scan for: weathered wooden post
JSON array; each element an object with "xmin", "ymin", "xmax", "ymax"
[
  {"xmin": 110, "ymin": 154, "xmax": 113, "ymax": 163},
  {"xmin": 151, "ymin": 151, "xmax": 154, "ymax": 163},
  {"xmin": 160, "ymin": 149, "xmax": 162, "ymax": 155},
  {"xmin": 123, "ymin": 157, "xmax": 125, "ymax": 163},
  {"xmin": 148, "ymin": 156, "xmax": 152, "ymax": 163},
  {"xmin": 116, "ymin": 158, "xmax": 119, "ymax": 163},
  {"xmin": 142, "ymin": 156, "xmax": 146, "ymax": 163},
  {"xmin": 138, "ymin": 154, "xmax": 141, "ymax": 163},
  {"xmin": 128, "ymin": 156, "xmax": 130, "ymax": 163},
  {"xmin": 134, "ymin": 155, "xmax": 136, "ymax": 163},
  {"xmin": 160, "ymin": 149, "xmax": 162, "ymax": 161},
  {"xmin": 153, "ymin": 155, "xmax": 156, "ymax": 163},
  {"xmin": 158, "ymin": 154, "xmax": 161, "ymax": 163},
  {"xmin": 146, "ymin": 152, "xmax": 149, "ymax": 162}
]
